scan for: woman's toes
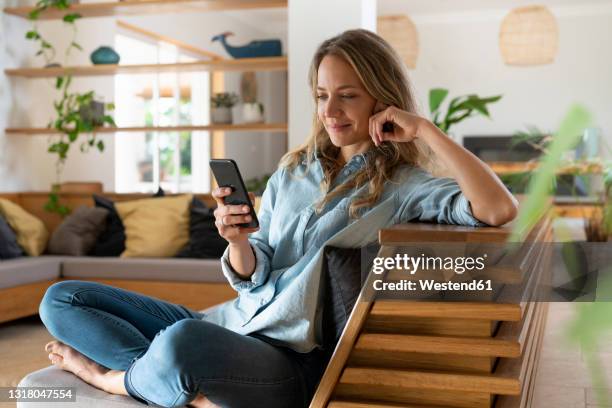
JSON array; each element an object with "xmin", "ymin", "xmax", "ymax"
[
  {"xmin": 48, "ymin": 352, "xmax": 63, "ymax": 366},
  {"xmin": 45, "ymin": 341, "xmax": 56, "ymax": 353},
  {"xmin": 45, "ymin": 340, "xmax": 64, "ymax": 354}
]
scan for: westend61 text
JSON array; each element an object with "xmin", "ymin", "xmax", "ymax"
[
  {"xmin": 373, "ymin": 279, "xmax": 493, "ymax": 292},
  {"xmin": 372, "ymin": 253, "xmax": 488, "ymax": 275}
]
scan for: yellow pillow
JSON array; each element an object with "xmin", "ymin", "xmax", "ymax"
[
  {"xmin": 0, "ymin": 198, "xmax": 49, "ymax": 256},
  {"xmin": 115, "ymin": 194, "xmax": 192, "ymax": 258}
]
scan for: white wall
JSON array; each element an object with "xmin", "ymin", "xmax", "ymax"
[
  {"xmin": 379, "ymin": 2, "xmax": 612, "ymax": 152},
  {"xmin": 0, "ymin": 11, "xmax": 32, "ymax": 191},
  {"xmin": 288, "ymin": 0, "xmax": 377, "ymax": 149}
]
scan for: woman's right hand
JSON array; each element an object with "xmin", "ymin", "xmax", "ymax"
[{"xmin": 212, "ymin": 187, "xmax": 259, "ymax": 244}]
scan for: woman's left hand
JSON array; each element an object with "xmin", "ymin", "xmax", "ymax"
[{"xmin": 369, "ymin": 105, "xmax": 426, "ymax": 146}]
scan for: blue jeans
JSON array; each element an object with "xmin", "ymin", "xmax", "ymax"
[{"xmin": 39, "ymin": 280, "xmax": 330, "ymax": 408}]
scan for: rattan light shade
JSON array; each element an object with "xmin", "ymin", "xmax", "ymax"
[
  {"xmin": 499, "ymin": 5, "xmax": 559, "ymax": 66},
  {"xmin": 377, "ymin": 14, "xmax": 419, "ymax": 69}
]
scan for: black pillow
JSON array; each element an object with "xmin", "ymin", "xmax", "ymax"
[
  {"xmin": 0, "ymin": 215, "xmax": 24, "ymax": 259},
  {"xmin": 89, "ymin": 187, "xmax": 165, "ymax": 257},
  {"xmin": 321, "ymin": 244, "xmax": 378, "ymax": 350},
  {"xmin": 176, "ymin": 197, "xmax": 228, "ymax": 259}
]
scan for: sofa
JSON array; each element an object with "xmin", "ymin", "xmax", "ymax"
[{"xmin": 0, "ymin": 191, "xmax": 236, "ymax": 324}]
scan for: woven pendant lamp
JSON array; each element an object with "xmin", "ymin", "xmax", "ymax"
[
  {"xmin": 377, "ymin": 14, "xmax": 419, "ymax": 69},
  {"xmin": 499, "ymin": 5, "xmax": 559, "ymax": 66}
]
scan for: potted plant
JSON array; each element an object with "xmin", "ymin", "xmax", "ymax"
[
  {"xmin": 210, "ymin": 92, "xmax": 238, "ymax": 124},
  {"xmin": 428, "ymin": 88, "xmax": 502, "ymax": 134},
  {"xmin": 25, "ymin": 0, "xmax": 116, "ymax": 216},
  {"xmin": 240, "ymin": 72, "xmax": 265, "ymax": 123}
]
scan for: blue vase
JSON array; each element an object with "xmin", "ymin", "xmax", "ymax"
[{"xmin": 90, "ymin": 46, "xmax": 120, "ymax": 65}]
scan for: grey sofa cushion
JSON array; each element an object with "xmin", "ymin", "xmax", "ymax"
[
  {"xmin": 61, "ymin": 257, "xmax": 225, "ymax": 282},
  {"xmin": 18, "ymin": 366, "xmax": 149, "ymax": 408},
  {"xmin": 0, "ymin": 257, "xmax": 62, "ymax": 289},
  {"xmin": 48, "ymin": 206, "xmax": 109, "ymax": 256}
]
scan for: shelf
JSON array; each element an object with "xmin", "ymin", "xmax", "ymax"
[
  {"xmin": 5, "ymin": 123, "xmax": 288, "ymax": 134},
  {"xmin": 3, "ymin": 0, "xmax": 287, "ymax": 19},
  {"xmin": 4, "ymin": 57, "xmax": 287, "ymax": 78},
  {"xmin": 488, "ymin": 161, "xmax": 604, "ymax": 176}
]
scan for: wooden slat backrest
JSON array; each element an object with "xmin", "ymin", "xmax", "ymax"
[{"xmin": 309, "ymin": 204, "xmax": 552, "ymax": 408}]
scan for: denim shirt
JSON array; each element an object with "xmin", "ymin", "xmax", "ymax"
[{"xmin": 201, "ymin": 151, "xmax": 485, "ymax": 352}]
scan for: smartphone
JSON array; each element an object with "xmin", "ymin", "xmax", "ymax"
[{"xmin": 209, "ymin": 159, "xmax": 259, "ymax": 228}]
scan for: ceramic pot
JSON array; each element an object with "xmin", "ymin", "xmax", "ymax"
[
  {"xmin": 211, "ymin": 107, "xmax": 232, "ymax": 124},
  {"xmin": 90, "ymin": 46, "xmax": 120, "ymax": 65},
  {"xmin": 78, "ymin": 100, "xmax": 105, "ymax": 126},
  {"xmin": 241, "ymin": 102, "xmax": 264, "ymax": 123}
]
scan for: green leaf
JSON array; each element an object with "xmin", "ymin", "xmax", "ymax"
[
  {"xmin": 463, "ymin": 99, "xmax": 490, "ymax": 117},
  {"xmin": 25, "ymin": 30, "xmax": 40, "ymax": 39},
  {"xmin": 105, "ymin": 102, "xmax": 115, "ymax": 111},
  {"xmin": 428, "ymin": 88, "xmax": 448, "ymax": 114},
  {"xmin": 62, "ymin": 13, "xmax": 81, "ymax": 23},
  {"xmin": 55, "ymin": 76, "xmax": 64, "ymax": 90},
  {"xmin": 70, "ymin": 41, "xmax": 83, "ymax": 51},
  {"xmin": 96, "ymin": 140, "xmax": 105, "ymax": 151},
  {"xmin": 479, "ymin": 95, "xmax": 503, "ymax": 104},
  {"xmin": 102, "ymin": 115, "xmax": 116, "ymax": 126}
]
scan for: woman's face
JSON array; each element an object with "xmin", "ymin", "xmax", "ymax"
[{"xmin": 316, "ymin": 54, "xmax": 377, "ymax": 149}]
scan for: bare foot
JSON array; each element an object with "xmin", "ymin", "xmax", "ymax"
[
  {"xmin": 45, "ymin": 340, "xmax": 127, "ymax": 395},
  {"xmin": 188, "ymin": 393, "xmax": 220, "ymax": 408}
]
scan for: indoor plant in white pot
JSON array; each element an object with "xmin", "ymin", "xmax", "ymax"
[
  {"xmin": 240, "ymin": 72, "xmax": 265, "ymax": 123},
  {"xmin": 211, "ymin": 92, "xmax": 238, "ymax": 124}
]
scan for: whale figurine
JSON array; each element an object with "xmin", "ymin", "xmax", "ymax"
[{"xmin": 211, "ymin": 31, "xmax": 282, "ymax": 59}]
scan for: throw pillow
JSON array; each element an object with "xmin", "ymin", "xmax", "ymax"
[
  {"xmin": 321, "ymin": 244, "xmax": 379, "ymax": 349},
  {"xmin": 116, "ymin": 194, "xmax": 192, "ymax": 258},
  {"xmin": 176, "ymin": 197, "xmax": 228, "ymax": 259},
  {"xmin": 0, "ymin": 198, "xmax": 48, "ymax": 256},
  {"xmin": 47, "ymin": 206, "xmax": 109, "ymax": 256},
  {"xmin": 0, "ymin": 214, "xmax": 24, "ymax": 259},
  {"xmin": 89, "ymin": 187, "xmax": 165, "ymax": 257},
  {"xmin": 89, "ymin": 195, "xmax": 125, "ymax": 257}
]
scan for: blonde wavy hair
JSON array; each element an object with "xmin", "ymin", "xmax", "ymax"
[{"xmin": 279, "ymin": 29, "xmax": 432, "ymax": 218}]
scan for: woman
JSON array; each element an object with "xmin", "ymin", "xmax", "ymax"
[{"xmin": 40, "ymin": 29, "xmax": 517, "ymax": 408}]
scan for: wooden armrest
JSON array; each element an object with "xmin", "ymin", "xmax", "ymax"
[
  {"xmin": 379, "ymin": 195, "xmax": 551, "ymax": 245},
  {"xmin": 379, "ymin": 223, "xmax": 513, "ymax": 244}
]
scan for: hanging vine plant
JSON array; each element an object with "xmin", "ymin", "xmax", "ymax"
[{"xmin": 25, "ymin": 0, "xmax": 116, "ymax": 216}]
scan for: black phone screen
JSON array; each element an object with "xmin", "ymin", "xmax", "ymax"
[{"xmin": 209, "ymin": 159, "xmax": 259, "ymax": 228}]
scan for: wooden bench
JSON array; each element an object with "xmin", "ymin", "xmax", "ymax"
[{"xmin": 311, "ymin": 213, "xmax": 552, "ymax": 408}]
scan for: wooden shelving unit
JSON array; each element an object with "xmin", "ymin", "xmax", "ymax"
[
  {"xmin": 5, "ymin": 123, "xmax": 288, "ymax": 135},
  {"xmin": 5, "ymin": 57, "xmax": 287, "ymax": 78},
  {"xmin": 3, "ymin": 0, "xmax": 289, "ymax": 190},
  {"xmin": 3, "ymin": 0, "xmax": 287, "ymax": 19}
]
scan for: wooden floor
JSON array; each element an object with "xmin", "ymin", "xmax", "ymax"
[{"xmin": 1, "ymin": 303, "xmax": 610, "ymax": 408}]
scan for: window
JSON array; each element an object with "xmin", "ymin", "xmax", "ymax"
[{"xmin": 114, "ymin": 33, "xmax": 211, "ymax": 193}]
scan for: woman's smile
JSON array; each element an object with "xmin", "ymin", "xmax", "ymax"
[{"xmin": 326, "ymin": 123, "xmax": 352, "ymax": 133}]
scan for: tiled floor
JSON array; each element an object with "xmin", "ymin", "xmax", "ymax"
[{"xmin": 532, "ymin": 302, "xmax": 612, "ymax": 407}]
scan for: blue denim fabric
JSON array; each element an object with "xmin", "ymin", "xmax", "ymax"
[
  {"xmin": 39, "ymin": 280, "xmax": 329, "ymax": 407},
  {"xmin": 202, "ymin": 151, "xmax": 487, "ymax": 352}
]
